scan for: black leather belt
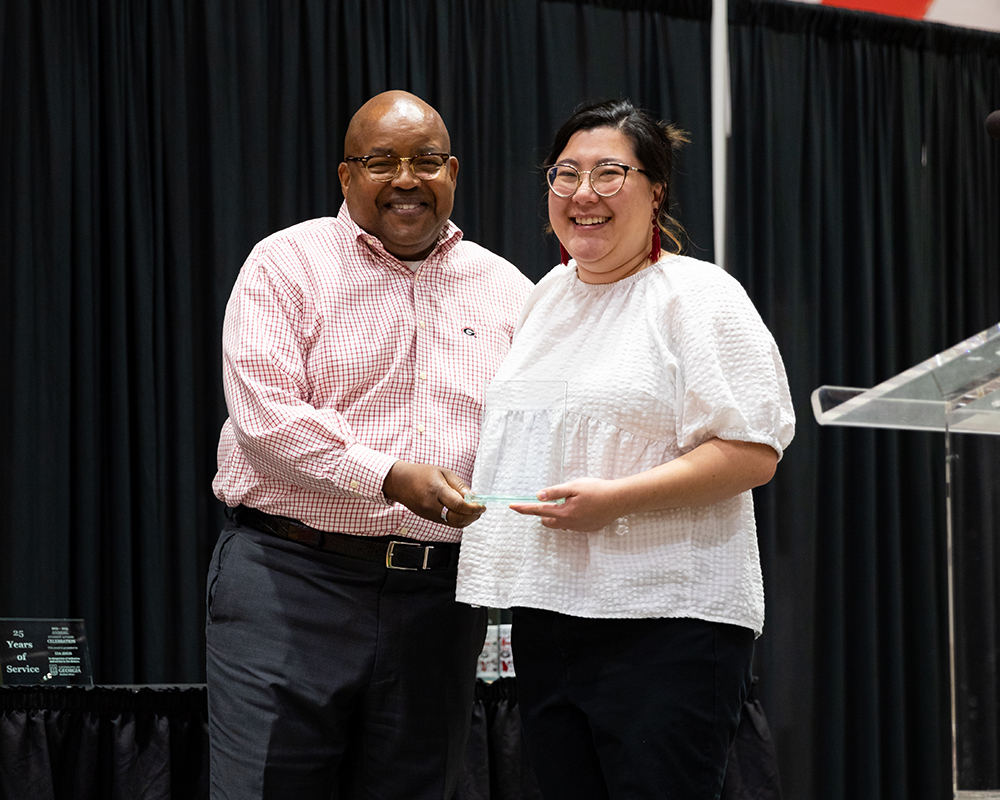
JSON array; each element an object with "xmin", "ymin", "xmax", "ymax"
[{"xmin": 231, "ymin": 506, "xmax": 458, "ymax": 571}]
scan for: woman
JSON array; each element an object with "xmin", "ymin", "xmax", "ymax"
[{"xmin": 456, "ymin": 99, "xmax": 795, "ymax": 800}]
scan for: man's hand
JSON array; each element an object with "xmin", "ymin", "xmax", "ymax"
[{"xmin": 382, "ymin": 461, "xmax": 485, "ymax": 528}]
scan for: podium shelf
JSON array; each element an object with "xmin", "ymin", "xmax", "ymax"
[{"xmin": 812, "ymin": 323, "xmax": 1000, "ymax": 434}]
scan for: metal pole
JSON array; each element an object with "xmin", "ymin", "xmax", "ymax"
[{"xmin": 711, "ymin": 0, "xmax": 730, "ymax": 270}]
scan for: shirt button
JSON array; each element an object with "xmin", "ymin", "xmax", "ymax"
[
  {"xmin": 349, "ymin": 479, "xmax": 359, "ymax": 490},
  {"xmin": 419, "ymin": 372, "xmax": 427, "ymax": 380},
  {"xmin": 399, "ymin": 527, "xmax": 409, "ymax": 536},
  {"xmin": 416, "ymin": 424, "xmax": 425, "ymax": 433},
  {"xmin": 418, "ymin": 320, "xmax": 426, "ymax": 329}
]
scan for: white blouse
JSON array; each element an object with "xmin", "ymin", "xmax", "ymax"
[{"xmin": 455, "ymin": 255, "xmax": 795, "ymax": 635}]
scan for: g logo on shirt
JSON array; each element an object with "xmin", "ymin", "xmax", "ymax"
[{"xmin": 462, "ymin": 327, "xmax": 476, "ymax": 337}]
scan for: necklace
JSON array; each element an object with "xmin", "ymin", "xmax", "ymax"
[{"xmin": 620, "ymin": 256, "xmax": 652, "ymax": 280}]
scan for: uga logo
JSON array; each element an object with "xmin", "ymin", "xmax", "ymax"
[{"xmin": 462, "ymin": 327, "xmax": 476, "ymax": 337}]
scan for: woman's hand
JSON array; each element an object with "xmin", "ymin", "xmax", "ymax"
[
  {"xmin": 507, "ymin": 439, "xmax": 778, "ymax": 533},
  {"xmin": 508, "ymin": 478, "xmax": 625, "ymax": 532}
]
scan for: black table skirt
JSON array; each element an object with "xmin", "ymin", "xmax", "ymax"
[{"xmin": 0, "ymin": 678, "xmax": 780, "ymax": 799}]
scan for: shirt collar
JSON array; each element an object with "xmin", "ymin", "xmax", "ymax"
[{"xmin": 337, "ymin": 201, "xmax": 463, "ymax": 263}]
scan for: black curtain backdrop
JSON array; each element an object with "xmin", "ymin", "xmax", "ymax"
[
  {"xmin": 0, "ymin": 0, "xmax": 712, "ymax": 684},
  {"xmin": 2, "ymin": 1, "xmax": 999, "ymax": 799},
  {"xmin": 728, "ymin": 2, "xmax": 1000, "ymax": 798}
]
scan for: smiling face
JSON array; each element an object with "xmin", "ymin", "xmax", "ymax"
[
  {"xmin": 338, "ymin": 92, "xmax": 459, "ymax": 260},
  {"xmin": 548, "ymin": 126, "xmax": 664, "ymax": 284}
]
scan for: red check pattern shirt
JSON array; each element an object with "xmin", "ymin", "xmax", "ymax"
[{"xmin": 213, "ymin": 203, "xmax": 533, "ymax": 543}]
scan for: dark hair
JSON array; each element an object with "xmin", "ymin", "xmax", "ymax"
[{"xmin": 545, "ymin": 99, "xmax": 689, "ymax": 253}]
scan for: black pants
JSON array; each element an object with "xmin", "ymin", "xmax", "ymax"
[
  {"xmin": 511, "ymin": 610, "xmax": 754, "ymax": 800},
  {"xmin": 205, "ymin": 523, "xmax": 487, "ymax": 800}
]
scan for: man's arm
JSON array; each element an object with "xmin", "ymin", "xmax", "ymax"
[
  {"xmin": 222, "ymin": 254, "xmax": 398, "ymax": 504},
  {"xmin": 224, "ymin": 248, "xmax": 487, "ymax": 526}
]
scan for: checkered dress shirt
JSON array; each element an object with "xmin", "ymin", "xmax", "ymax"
[{"xmin": 213, "ymin": 203, "xmax": 532, "ymax": 543}]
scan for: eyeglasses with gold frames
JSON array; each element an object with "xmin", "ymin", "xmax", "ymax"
[
  {"xmin": 545, "ymin": 162, "xmax": 648, "ymax": 198},
  {"xmin": 344, "ymin": 153, "xmax": 452, "ymax": 182}
]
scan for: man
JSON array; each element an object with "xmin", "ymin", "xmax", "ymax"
[{"xmin": 207, "ymin": 91, "xmax": 532, "ymax": 799}]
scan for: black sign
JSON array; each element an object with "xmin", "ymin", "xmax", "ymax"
[{"xmin": 0, "ymin": 618, "xmax": 92, "ymax": 686}]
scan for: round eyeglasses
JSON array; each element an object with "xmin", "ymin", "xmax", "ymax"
[
  {"xmin": 545, "ymin": 162, "xmax": 648, "ymax": 198},
  {"xmin": 343, "ymin": 153, "xmax": 451, "ymax": 182}
]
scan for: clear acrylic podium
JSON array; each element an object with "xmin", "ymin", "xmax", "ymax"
[{"xmin": 813, "ymin": 323, "xmax": 1000, "ymax": 799}]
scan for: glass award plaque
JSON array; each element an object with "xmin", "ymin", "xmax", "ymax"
[
  {"xmin": 466, "ymin": 380, "xmax": 568, "ymax": 505},
  {"xmin": 0, "ymin": 618, "xmax": 93, "ymax": 686}
]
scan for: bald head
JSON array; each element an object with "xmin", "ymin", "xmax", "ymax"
[
  {"xmin": 344, "ymin": 91, "xmax": 451, "ymax": 156},
  {"xmin": 338, "ymin": 91, "xmax": 459, "ymax": 261}
]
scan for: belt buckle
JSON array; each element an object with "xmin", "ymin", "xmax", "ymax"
[{"xmin": 386, "ymin": 541, "xmax": 432, "ymax": 570}]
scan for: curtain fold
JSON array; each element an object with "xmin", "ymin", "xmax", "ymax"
[{"xmin": 0, "ymin": 686, "xmax": 208, "ymax": 800}]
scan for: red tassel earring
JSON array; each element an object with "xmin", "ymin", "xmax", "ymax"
[
  {"xmin": 650, "ymin": 228, "xmax": 661, "ymax": 263},
  {"xmin": 560, "ymin": 244, "xmax": 571, "ymax": 266}
]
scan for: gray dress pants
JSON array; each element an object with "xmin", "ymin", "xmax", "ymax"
[{"xmin": 206, "ymin": 522, "xmax": 486, "ymax": 800}]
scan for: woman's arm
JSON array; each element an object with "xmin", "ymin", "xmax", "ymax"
[{"xmin": 508, "ymin": 438, "xmax": 778, "ymax": 532}]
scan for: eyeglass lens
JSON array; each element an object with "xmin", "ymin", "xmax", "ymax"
[
  {"xmin": 547, "ymin": 164, "xmax": 629, "ymax": 197},
  {"xmin": 366, "ymin": 155, "xmax": 448, "ymax": 181}
]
